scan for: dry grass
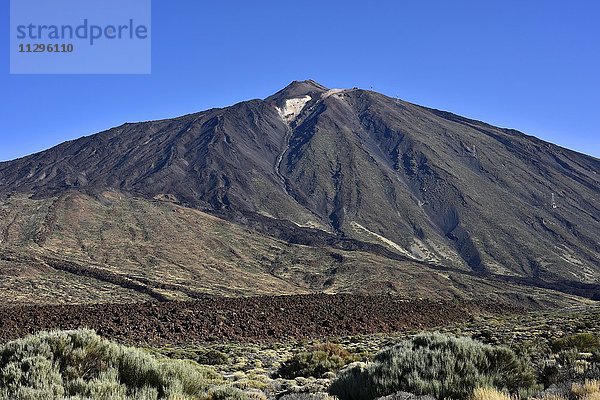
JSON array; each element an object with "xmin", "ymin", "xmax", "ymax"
[
  {"xmin": 526, "ymin": 380, "xmax": 600, "ymax": 400},
  {"xmin": 472, "ymin": 387, "xmax": 517, "ymax": 400},
  {"xmin": 472, "ymin": 388, "xmax": 570, "ymax": 400},
  {"xmin": 572, "ymin": 380, "xmax": 600, "ymax": 400}
]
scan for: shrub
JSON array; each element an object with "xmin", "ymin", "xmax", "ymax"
[
  {"xmin": 198, "ymin": 350, "xmax": 230, "ymax": 366},
  {"xmin": 329, "ymin": 333, "xmax": 536, "ymax": 400},
  {"xmin": 157, "ymin": 347, "xmax": 229, "ymax": 366},
  {"xmin": 205, "ymin": 386, "xmax": 250, "ymax": 400},
  {"xmin": 552, "ymin": 334, "xmax": 600, "ymax": 354},
  {"xmin": 0, "ymin": 329, "xmax": 222, "ymax": 400},
  {"xmin": 276, "ymin": 343, "xmax": 358, "ymax": 379}
]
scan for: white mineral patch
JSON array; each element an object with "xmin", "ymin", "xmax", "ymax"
[
  {"xmin": 276, "ymin": 95, "xmax": 311, "ymax": 124},
  {"xmin": 351, "ymin": 221, "xmax": 417, "ymax": 260}
]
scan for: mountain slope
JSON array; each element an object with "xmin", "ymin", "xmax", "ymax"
[
  {"xmin": 0, "ymin": 80, "xmax": 598, "ymax": 300},
  {"xmin": 0, "ymin": 191, "xmax": 592, "ymax": 306}
]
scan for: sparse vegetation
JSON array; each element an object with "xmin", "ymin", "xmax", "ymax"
[{"xmin": 1, "ymin": 306, "xmax": 599, "ymax": 400}]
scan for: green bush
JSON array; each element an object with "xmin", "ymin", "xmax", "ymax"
[
  {"xmin": 0, "ymin": 329, "xmax": 222, "ymax": 400},
  {"xmin": 205, "ymin": 385, "xmax": 251, "ymax": 400},
  {"xmin": 551, "ymin": 333, "xmax": 600, "ymax": 354},
  {"xmin": 329, "ymin": 333, "xmax": 536, "ymax": 400},
  {"xmin": 198, "ymin": 350, "xmax": 229, "ymax": 366},
  {"xmin": 276, "ymin": 343, "xmax": 358, "ymax": 379},
  {"xmin": 156, "ymin": 347, "xmax": 229, "ymax": 366}
]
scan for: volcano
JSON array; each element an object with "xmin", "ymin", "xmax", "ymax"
[{"xmin": 1, "ymin": 80, "xmax": 598, "ymax": 305}]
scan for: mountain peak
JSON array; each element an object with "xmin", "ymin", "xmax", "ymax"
[
  {"xmin": 286, "ymin": 79, "xmax": 329, "ymax": 92},
  {"xmin": 266, "ymin": 80, "xmax": 328, "ymax": 103}
]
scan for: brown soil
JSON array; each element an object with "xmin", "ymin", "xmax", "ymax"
[{"xmin": 0, "ymin": 294, "xmax": 519, "ymax": 346}]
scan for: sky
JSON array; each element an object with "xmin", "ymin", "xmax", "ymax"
[{"xmin": 1, "ymin": 0, "xmax": 599, "ymax": 161}]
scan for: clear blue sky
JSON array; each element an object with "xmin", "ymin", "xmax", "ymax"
[{"xmin": 1, "ymin": 0, "xmax": 599, "ymax": 161}]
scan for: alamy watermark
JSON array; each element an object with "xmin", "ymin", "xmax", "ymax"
[{"xmin": 10, "ymin": 0, "xmax": 151, "ymax": 74}]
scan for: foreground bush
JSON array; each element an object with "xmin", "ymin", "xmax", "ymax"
[
  {"xmin": 276, "ymin": 343, "xmax": 358, "ymax": 379},
  {"xmin": 329, "ymin": 333, "xmax": 536, "ymax": 400},
  {"xmin": 0, "ymin": 329, "xmax": 222, "ymax": 399}
]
